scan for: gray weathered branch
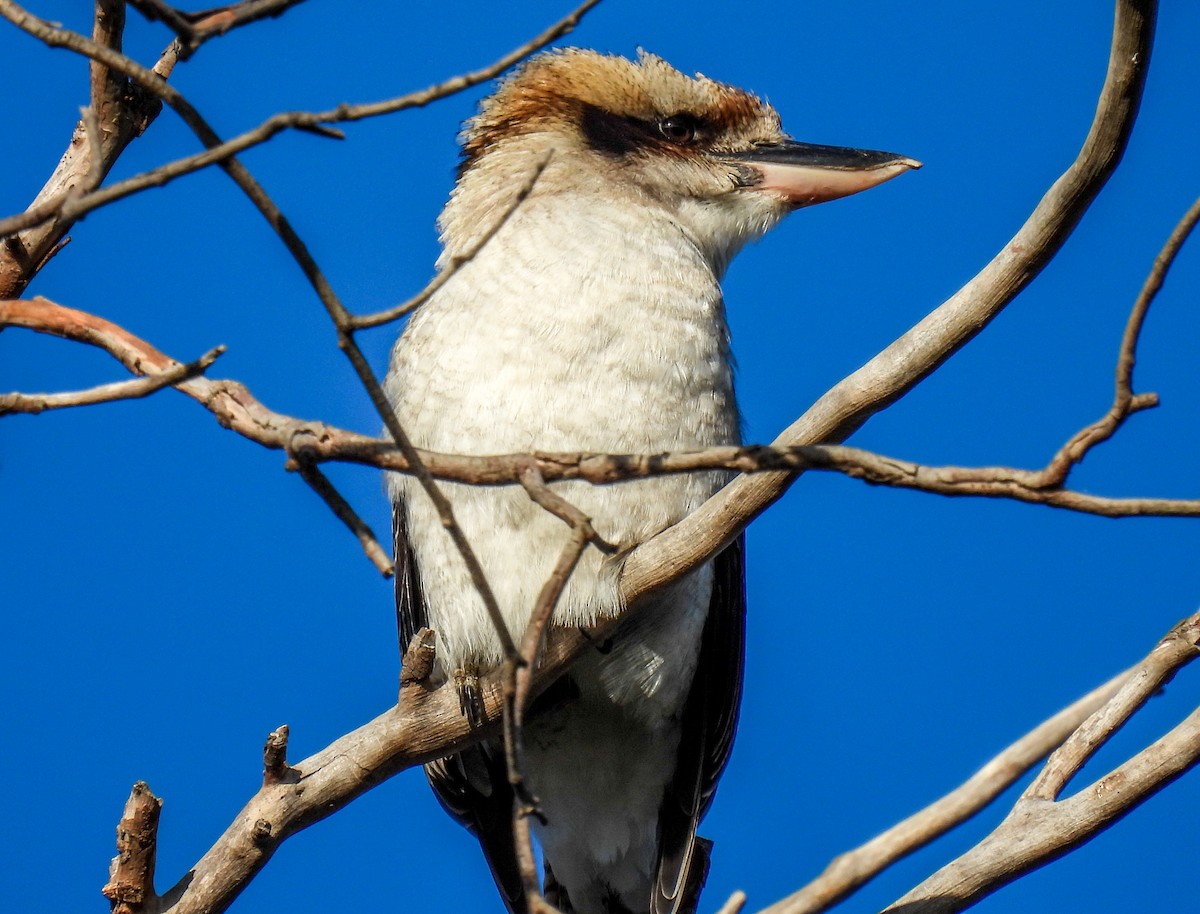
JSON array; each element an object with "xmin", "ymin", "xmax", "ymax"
[{"xmin": 878, "ymin": 611, "xmax": 1200, "ymax": 914}]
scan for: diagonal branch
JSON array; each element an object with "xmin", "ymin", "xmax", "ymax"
[
  {"xmin": 1023, "ymin": 614, "xmax": 1200, "ymax": 802},
  {"xmin": 879, "ymin": 611, "xmax": 1200, "ymax": 914},
  {"xmin": 349, "ymin": 150, "xmax": 555, "ymax": 330},
  {"xmin": 291, "ymin": 461, "xmax": 395, "ymax": 577},
  {"xmin": 758, "ymin": 671, "xmax": 1130, "ymax": 914}
]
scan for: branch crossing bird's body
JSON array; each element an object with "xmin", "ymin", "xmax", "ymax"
[{"xmin": 386, "ymin": 49, "xmax": 917, "ymax": 914}]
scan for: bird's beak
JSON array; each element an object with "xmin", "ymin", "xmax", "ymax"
[{"xmin": 724, "ymin": 140, "xmax": 921, "ymax": 207}]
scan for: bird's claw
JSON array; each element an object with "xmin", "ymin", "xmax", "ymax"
[{"xmin": 454, "ymin": 667, "xmax": 486, "ymax": 727}]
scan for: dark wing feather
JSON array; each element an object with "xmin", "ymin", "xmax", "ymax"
[
  {"xmin": 653, "ymin": 536, "xmax": 747, "ymax": 914},
  {"xmin": 393, "ymin": 499, "xmax": 525, "ymax": 914},
  {"xmin": 425, "ymin": 749, "xmax": 526, "ymax": 914},
  {"xmin": 394, "ymin": 501, "xmax": 426, "ymax": 657}
]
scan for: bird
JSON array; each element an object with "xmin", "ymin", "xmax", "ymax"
[{"xmin": 385, "ymin": 48, "xmax": 918, "ymax": 914}]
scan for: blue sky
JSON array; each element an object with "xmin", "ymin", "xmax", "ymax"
[{"xmin": 3, "ymin": 2, "xmax": 1199, "ymax": 912}]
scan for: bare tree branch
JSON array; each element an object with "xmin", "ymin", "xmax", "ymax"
[
  {"xmin": 759, "ymin": 671, "xmax": 1131, "ymax": 914},
  {"xmin": 101, "ymin": 781, "xmax": 163, "ymax": 914},
  {"xmin": 126, "ymin": 0, "xmax": 197, "ymax": 44},
  {"xmin": 1023, "ymin": 615, "xmax": 1200, "ymax": 803},
  {"xmin": 8, "ymin": 298, "xmax": 1200, "ymax": 520},
  {"xmin": 0, "ymin": 0, "xmax": 167, "ymax": 298},
  {"xmin": 786, "ymin": 444, "xmax": 1200, "ymax": 517},
  {"xmin": 505, "ymin": 464, "xmax": 615, "ymax": 914},
  {"xmin": 1038, "ymin": 192, "xmax": 1200, "ymax": 485},
  {"xmin": 128, "ymin": 0, "xmax": 310, "ymax": 59},
  {"xmin": 879, "ymin": 611, "xmax": 1200, "ymax": 914},
  {"xmin": 349, "ymin": 150, "xmax": 555, "ymax": 330},
  {"xmin": 0, "ymin": 344, "xmax": 222, "ymax": 415}
]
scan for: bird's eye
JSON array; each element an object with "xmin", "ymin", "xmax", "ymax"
[{"xmin": 658, "ymin": 114, "xmax": 700, "ymax": 145}]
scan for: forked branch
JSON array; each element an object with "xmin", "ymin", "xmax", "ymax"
[{"xmin": 878, "ymin": 612, "xmax": 1200, "ymax": 914}]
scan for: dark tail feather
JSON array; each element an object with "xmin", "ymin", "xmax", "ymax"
[{"xmin": 679, "ymin": 837, "xmax": 713, "ymax": 914}]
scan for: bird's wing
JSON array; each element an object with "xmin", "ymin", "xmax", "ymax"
[
  {"xmin": 393, "ymin": 500, "xmax": 526, "ymax": 914},
  {"xmin": 653, "ymin": 535, "xmax": 747, "ymax": 914},
  {"xmin": 425, "ymin": 750, "xmax": 526, "ymax": 914},
  {"xmin": 394, "ymin": 501, "xmax": 427, "ymax": 657}
]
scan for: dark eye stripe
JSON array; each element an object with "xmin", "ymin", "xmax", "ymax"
[{"xmin": 580, "ymin": 104, "xmax": 709, "ymax": 157}]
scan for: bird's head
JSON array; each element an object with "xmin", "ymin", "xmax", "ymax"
[{"xmin": 444, "ymin": 49, "xmax": 920, "ymax": 273}]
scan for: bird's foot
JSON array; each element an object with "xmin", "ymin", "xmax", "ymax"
[{"xmin": 454, "ymin": 666, "xmax": 486, "ymax": 727}]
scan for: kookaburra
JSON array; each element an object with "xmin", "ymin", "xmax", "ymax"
[{"xmin": 386, "ymin": 48, "xmax": 917, "ymax": 914}]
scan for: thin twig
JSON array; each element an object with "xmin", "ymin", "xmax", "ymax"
[
  {"xmin": 1038, "ymin": 193, "xmax": 1200, "ymax": 484},
  {"xmin": 292, "ymin": 460, "xmax": 394, "ymax": 577},
  {"xmin": 350, "ymin": 150, "xmax": 555, "ymax": 330},
  {"xmin": 127, "ymin": 0, "xmax": 196, "ymax": 43},
  {"xmin": 0, "ymin": 345, "xmax": 222, "ymax": 415},
  {"xmin": 784, "ymin": 444, "xmax": 1200, "ymax": 518},
  {"xmin": 129, "ymin": 0, "xmax": 311, "ymax": 59},
  {"xmin": 508, "ymin": 528, "xmax": 592, "ymax": 913},
  {"xmin": 517, "ymin": 461, "xmax": 616, "ymax": 553}
]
